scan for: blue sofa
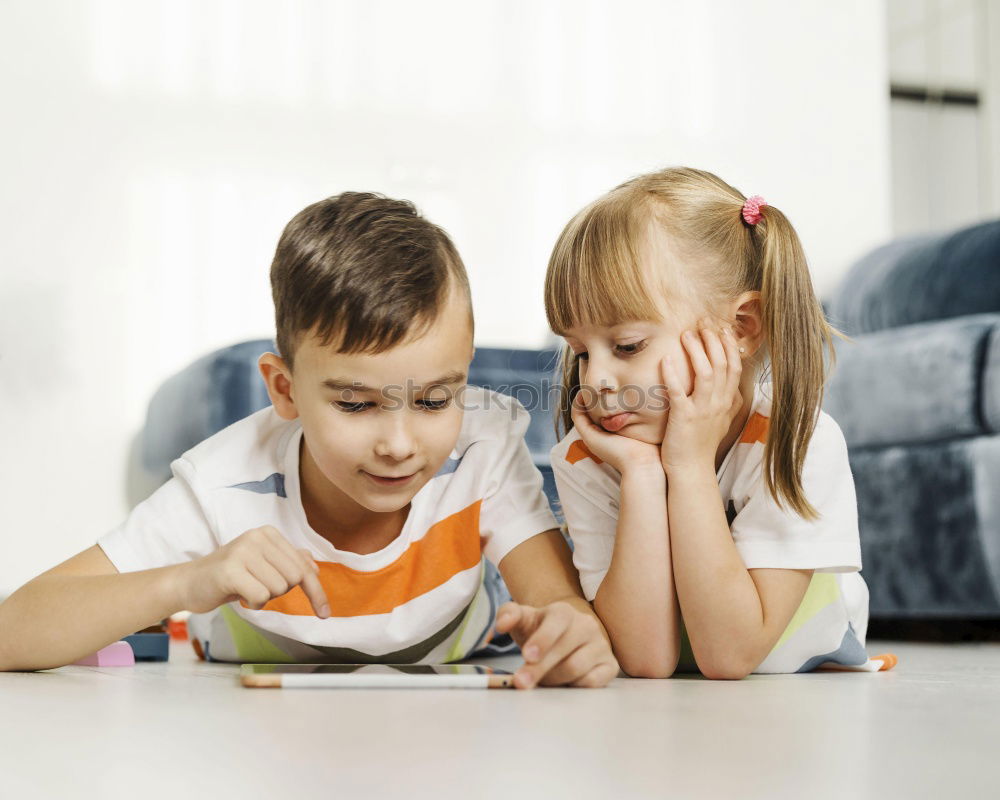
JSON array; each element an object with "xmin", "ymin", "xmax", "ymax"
[
  {"xmin": 134, "ymin": 218, "xmax": 1000, "ymax": 621},
  {"xmin": 822, "ymin": 218, "xmax": 1000, "ymax": 618}
]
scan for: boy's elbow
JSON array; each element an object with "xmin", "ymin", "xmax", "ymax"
[
  {"xmin": 0, "ymin": 642, "xmax": 33, "ymax": 673},
  {"xmin": 0, "ymin": 608, "xmax": 16, "ymax": 672},
  {"xmin": 0, "ymin": 656, "xmax": 40, "ymax": 673},
  {"xmin": 0, "ymin": 635, "xmax": 51, "ymax": 672}
]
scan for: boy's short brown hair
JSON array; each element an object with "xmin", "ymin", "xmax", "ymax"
[{"xmin": 270, "ymin": 192, "xmax": 473, "ymax": 370}]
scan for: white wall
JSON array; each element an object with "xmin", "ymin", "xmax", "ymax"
[
  {"xmin": 0, "ymin": 0, "xmax": 891, "ymax": 594},
  {"xmin": 887, "ymin": 0, "xmax": 1000, "ymax": 234}
]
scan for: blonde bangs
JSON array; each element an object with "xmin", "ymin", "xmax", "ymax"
[{"xmin": 544, "ymin": 192, "xmax": 662, "ymax": 335}]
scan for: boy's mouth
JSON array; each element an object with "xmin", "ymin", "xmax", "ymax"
[
  {"xmin": 363, "ymin": 471, "xmax": 418, "ymax": 487},
  {"xmin": 600, "ymin": 412, "xmax": 635, "ymax": 432}
]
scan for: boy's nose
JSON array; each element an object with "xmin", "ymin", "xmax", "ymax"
[{"xmin": 373, "ymin": 415, "xmax": 418, "ymax": 461}]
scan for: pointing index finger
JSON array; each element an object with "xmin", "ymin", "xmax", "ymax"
[{"xmin": 299, "ymin": 566, "xmax": 330, "ymax": 618}]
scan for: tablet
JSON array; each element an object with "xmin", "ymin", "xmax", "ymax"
[{"xmin": 240, "ymin": 663, "xmax": 515, "ymax": 689}]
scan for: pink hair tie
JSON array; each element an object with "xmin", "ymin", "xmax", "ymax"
[{"xmin": 741, "ymin": 195, "xmax": 767, "ymax": 225}]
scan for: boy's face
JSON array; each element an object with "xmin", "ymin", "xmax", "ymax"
[{"xmin": 263, "ymin": 287, "xmax": 474, "ymax": 517}]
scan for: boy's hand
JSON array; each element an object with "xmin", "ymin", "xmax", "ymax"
[
  {"xmin": 175, "ymin": 526, "xmax": 330, "ymax": 617},
  {"xmin": 494, "ymin": 600, "xmax": 618, "ymax": 688}
]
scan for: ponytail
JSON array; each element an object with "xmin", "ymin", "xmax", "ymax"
[{"xmin": 756, "ymin": 206, "xmax": 839, "ymax": 520}]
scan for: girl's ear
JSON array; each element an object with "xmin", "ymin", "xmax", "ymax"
[
  {"xmin": 731, "ymin": 291, "xmax": 764, "ymax": 356},
  {"xmin": 258, "ymin": 352, "xmax": 299, "ymax": 421}
]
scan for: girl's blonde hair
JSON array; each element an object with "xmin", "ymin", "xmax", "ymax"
[{"xmin": 544, "ymin": 166, "xmax": 843, "ymax": 521}]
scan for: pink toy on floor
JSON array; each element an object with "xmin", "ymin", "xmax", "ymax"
[{"xmin": 72, "ymin": 641, "xmax": 135, "ymax": 667}]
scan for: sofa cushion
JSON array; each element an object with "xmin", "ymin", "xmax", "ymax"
[
  {"xmin": 823, "ymin": 314, "xmax": 1000, "ymax": 448},
  {"xmin": 826, "ymin": 219, "xmax": 1000, "ymax": 335},
  {"xmin": 466, "ymin": 347, "xmax": 561, "ymax": 463}
]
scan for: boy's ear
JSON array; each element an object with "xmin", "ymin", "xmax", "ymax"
[
  {"xmin": 730, "ymin": 291, "xmax": 764, "ymax": 357},
  {"xmin": 258, "ymin": 352, "xmax": 299, "ymax": 421}
]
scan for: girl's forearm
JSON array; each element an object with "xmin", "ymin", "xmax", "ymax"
[
  {"xmin": 665, "ymin": 465, "xmax": 765, "ymax": 676},
  {"xmin": 594, "ymin": 466, "xmax": 679, "ymax": 677}
]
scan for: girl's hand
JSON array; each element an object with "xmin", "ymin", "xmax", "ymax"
[
  {"xmin": 570, "ymin": 390, "xmax": 661, "ymax": 475},
  {"xmin": 659, "ymin": 323, "xmax": 744, "ymax": 473}
]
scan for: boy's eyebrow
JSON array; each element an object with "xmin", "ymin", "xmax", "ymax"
[{"xmin": 320, "ymin": 370, "xmax": 467, "ymax": 392}]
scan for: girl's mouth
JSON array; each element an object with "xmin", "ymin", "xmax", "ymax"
[{"xmin": 600, "ymin": 412, "xmax": 634, "ymax": 432}]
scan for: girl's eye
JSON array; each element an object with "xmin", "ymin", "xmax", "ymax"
[
  {"xmin": 572, "ymin": 341, "xmax": 646, "ymax": 361},
  {"xmin": 418, "ymin": 397, "xmax": 451, "ymax": 411},
  {"xmin": 616, "ymin": 340, "xmax": 647, "ymax": 356},
  {"xmin": 334, "ymin": 401, "xmax": 374, "ymax": 413}
]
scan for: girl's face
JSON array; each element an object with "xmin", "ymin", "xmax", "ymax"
[
  {"xmin": 563, "ymin": 310, "xmax": 704, "ymax": 446},
  {"xmin": 559, "ymin": 225, "xmax": 761, "ymax": 447}
]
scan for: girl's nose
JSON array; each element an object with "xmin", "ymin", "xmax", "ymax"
[{"xmin": 582, "ymin": 352, "xmax": 619, "ymax": 396}]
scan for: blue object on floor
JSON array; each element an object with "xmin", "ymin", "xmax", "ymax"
[{"xmin": 123, "ymin": 632, "xmax": 170, "ymax": 661}]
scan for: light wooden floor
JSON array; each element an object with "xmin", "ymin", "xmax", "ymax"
[{"xmin": 2, "ymin": 639, "xmax": 998, "ymax": 799}]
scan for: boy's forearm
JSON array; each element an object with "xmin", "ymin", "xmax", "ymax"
[
  {"xmin": 552, "ymin": 595, "xmax": 611, "ymax": 646},
  {"xmin": 0, "ymin": 565, "xmax": 186, "ymax": 672},
  {"xmin": 666, "ymin": 466, "xmax": 765, "ymax": 674},
  {"xmin": 594, "ymin": 467, "xmax": 679, "ymax": 677}
]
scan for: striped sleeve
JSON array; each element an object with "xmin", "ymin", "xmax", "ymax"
[{"xmin": 96, "ymin": 458, "xmax": 219, "ymax": 572}]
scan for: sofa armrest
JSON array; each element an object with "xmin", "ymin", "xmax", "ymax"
[
  {"xmin": 139, "ymin": 339, "xmax": 275, "ymax": 486},
  {"xmin": 823, "ymin": 313, "xmax": 1000, "ymax": 449}
]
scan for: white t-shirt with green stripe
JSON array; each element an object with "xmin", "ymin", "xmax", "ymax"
[
  {"xmin": 550, "ymin": 381, "xmax": 882, "ymax": 674},
  {"xmin": 98, "ymin": 386, "xmax": 558, "ymax": 664}
]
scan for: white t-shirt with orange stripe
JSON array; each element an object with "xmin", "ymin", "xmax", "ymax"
[
  {"xmin": 98, "ymin": 385, "xmax": 559, "ymax": 664},
  {"xmin": 551, "ymin": 381, "xmax": 883, "ymax": 674}
]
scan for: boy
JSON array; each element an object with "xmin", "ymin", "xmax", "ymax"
[{"xmin": 0, "ymin": 193, "xmax": 618, "ymax": 688}]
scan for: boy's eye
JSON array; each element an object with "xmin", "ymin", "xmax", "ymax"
[
  {"xmin": 334, "ymin": 401, "xmax": 374, "ymax": 413},
  {"xmin": 417, "ymin": 397, "xmax": 451, "ymax": 411}
]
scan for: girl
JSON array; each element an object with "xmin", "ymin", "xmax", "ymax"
[{"xmin": 544, "ymin": 167, "xmax": 897, "ymax": 679}]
